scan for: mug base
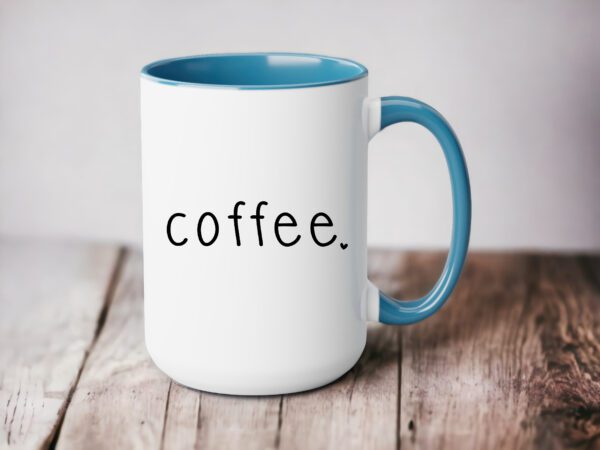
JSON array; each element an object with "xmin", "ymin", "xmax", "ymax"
[{"xmin": 147, "ymin": 342, "xmax": 366, "ymax": 396}]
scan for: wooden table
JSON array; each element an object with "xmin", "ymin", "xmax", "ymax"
[{"xmin": 1, "ymin": 239, "xmax": 599, "ymax": 450}]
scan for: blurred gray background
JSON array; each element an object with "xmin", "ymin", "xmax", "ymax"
[{"xmin": 1, "ymin": 0, "xmax": 599, "ymax": 250}]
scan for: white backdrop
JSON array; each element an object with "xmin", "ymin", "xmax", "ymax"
[{"xmin": 1, "ymin": 0, "xmax": 599, "ymax": 250}]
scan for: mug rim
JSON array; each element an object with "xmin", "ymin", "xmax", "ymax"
[{"xmin": 140, "ymin": 52, "xmax": 368, "ymax": 90}]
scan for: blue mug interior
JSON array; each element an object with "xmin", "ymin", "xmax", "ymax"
[{"xmin": 141, "ymin": 53, "xmax": 368, "ymax": 89}]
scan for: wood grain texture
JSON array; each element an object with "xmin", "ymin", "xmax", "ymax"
[
  {"xmin": 396, "ymin": 252, "xmax": 600, "ymax": 450},
  {"xmin": 194, "ymin": 390, "xmax": 281, "ymax": 449},
  {"xmin": 530, "ymin": 255, "xmax": 600, "ymax": 449},
  {"xmin": 0, "ymin": 239, "xmax": 121, "ymax": 449},
  {"xmin": 5, "ymin": 241, "xmax": 600, "ymax": 450},
  {"xmin": 55, "ymin": 250, "xmax": 171, "ymax": 450},
  {"xmin": 161, "ymin": 383, "xmax": 282, "ymax": 450},
  {"xmin": 160, "ymin": 383, "xmax": 200, "ymax": 450}
]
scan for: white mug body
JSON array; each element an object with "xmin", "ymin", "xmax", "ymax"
[
  {"xmin": 141, "ymin": 74, "xmax": 369, "ymax": 395},
  {"xmin": 141, "ymin": 52, "xmax": 472, "ymax": 395}
]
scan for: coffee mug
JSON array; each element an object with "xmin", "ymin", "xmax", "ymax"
[{"xmin": 141, "ymin": 53, "xmax": 470, "ymax": 395}]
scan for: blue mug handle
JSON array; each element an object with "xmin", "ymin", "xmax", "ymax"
[{"xmin": 367, "ymin": 96, "xmax": 471, "ymax": 324}]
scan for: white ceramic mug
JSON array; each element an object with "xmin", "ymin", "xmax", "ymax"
[{"xmin": 141, "ymin": 53, "xmax": 471, "ymax": 395}]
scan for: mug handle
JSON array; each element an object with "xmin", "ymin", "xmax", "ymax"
[{"xmin": 365, "ymin": 96, "xmax": 471, "ymax": 324}]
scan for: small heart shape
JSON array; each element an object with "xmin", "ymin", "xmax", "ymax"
[{"xmin": 340, "ymin": 243, "xmax": 348, "ymax": 250}]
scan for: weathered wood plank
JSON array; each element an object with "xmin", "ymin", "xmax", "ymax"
[
  {"xmin": 528, "ymin": 255, "xmax": 600, "ymax": 449},
  {"xmin": 195, "ymin": 391, "xmax": 281, "ymax": 449},
  {"xmin": 398, "ymin": 252, "xmax": 531, "ymax": 449},
  {"xmin": 36, "ymin": 246, "xmax": 600, "ymax": 450},
  {"xmin": 0, "ymin": 239, "xmax": 121, "ymax": 449},
  {"xmin": 160, "ymin": 383, "xmax": 282, "ymax": 450},
  {"xmin": 55, "ymin": 251, "xmax": 171, "ymax": 450},
  {"xmin": 397, "ymin": 252, "xmax": 600, "ymax": 450},
  {"xmin": 160, "ymin": 383, "xmax": 199, "ymax": 449},
  {"xmin": 276, "ymin": 251, "xmax": 403, "ymax": 450}
]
